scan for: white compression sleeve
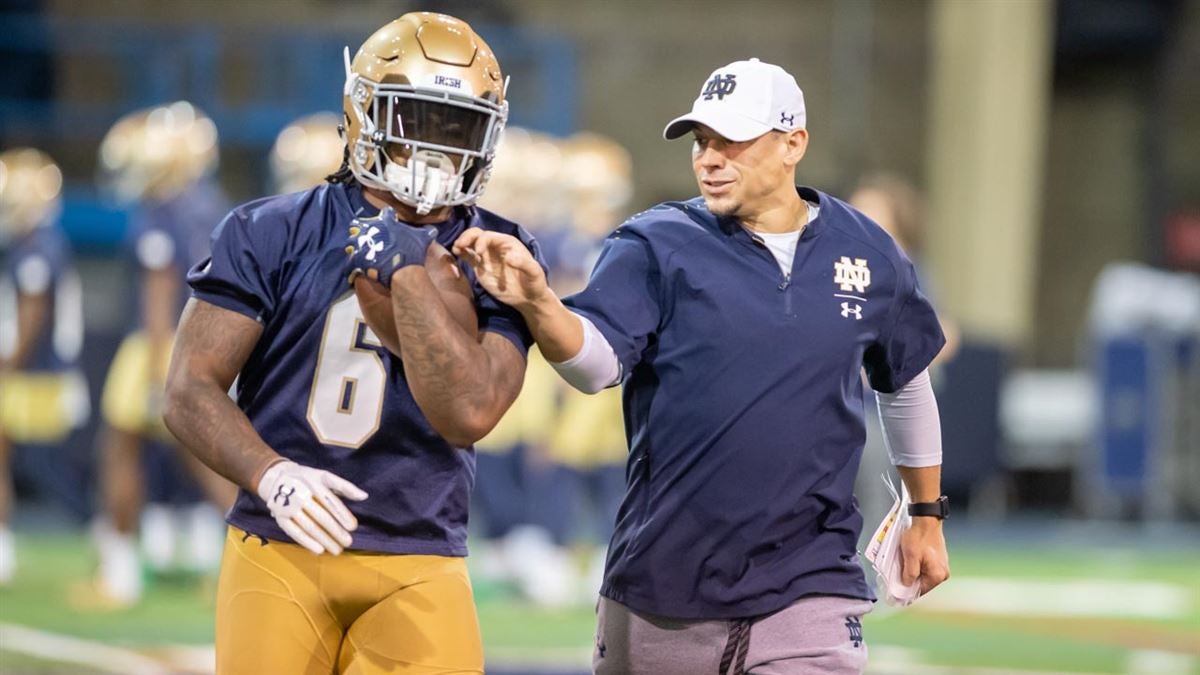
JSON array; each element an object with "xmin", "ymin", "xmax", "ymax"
[
  {"xmin": 875, "ymin": 369, "xmax": 942, "ymax": 468},
  {"xmin": 548, "ymin": 313, "xmax": 622, "ymax": 394}
]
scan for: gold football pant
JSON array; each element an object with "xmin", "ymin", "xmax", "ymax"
[
  {"xmin": 0, "ymin": 370, "xmax": 88, "ymax": 443},
  {"xmin": 217, "ymin": 527, "xmax": 483, "ymax": 675},
  {"xmin": 100, "ymin": 333, "xmax": 173, "ymax": 440}
]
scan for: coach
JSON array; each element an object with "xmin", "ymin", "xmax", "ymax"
[{"xmin": 455, "ymin": 58, "xmax": 950, "ymax": 675}]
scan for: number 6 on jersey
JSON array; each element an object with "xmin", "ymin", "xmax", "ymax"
[{"xmin": 306, "ymin": 293, "xmax": 387, "ymax": 447}]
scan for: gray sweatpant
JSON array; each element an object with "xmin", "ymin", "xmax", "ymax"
[{"xmin": 593, "ymin": 595, "xmax": 872, "ymax": 675}]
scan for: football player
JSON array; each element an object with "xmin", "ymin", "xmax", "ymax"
[
  {"xmin": 163, "ymin": 13, "xmax": 543, "ymax": 674},
  {"xmin": 0, "ymin": 148, "xmax": 88, "ymax": 585},
  {"xmin": 90, "ymin": 101, "xmax": 236, "ymax": 606}
]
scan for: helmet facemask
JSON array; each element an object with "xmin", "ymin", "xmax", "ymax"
[{"xmin": 343, "ymin": 47, "xmax": 508, "ymax": 215}]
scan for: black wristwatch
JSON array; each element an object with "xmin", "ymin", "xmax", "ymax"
[{"xmin": 908, "ymin": 496, "xmax": 949, "ymax": 520}]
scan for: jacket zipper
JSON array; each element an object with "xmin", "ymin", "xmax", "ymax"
[{"xmin": 751, "ymin": 234, "xmax": 793, "ymax": 315}]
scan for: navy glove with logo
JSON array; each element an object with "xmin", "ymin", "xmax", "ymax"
[{"xmin": 346, "ymin": 207, "xmax": 438, "ymax": 288}]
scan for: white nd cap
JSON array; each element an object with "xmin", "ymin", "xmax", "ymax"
[{"xmin": 663, "ymin": 58, "xmax": 806, "ymax": 142}]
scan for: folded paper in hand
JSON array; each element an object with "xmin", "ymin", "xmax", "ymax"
[{"xmin": 864, "ymin": 474, "xmax": 921, "ymax": 607}]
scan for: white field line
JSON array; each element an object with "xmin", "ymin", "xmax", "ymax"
[
  {"xmin": 912, "ymin": 577, "xmax": 1193, "ymax": 619},
  {"xmin": 156, "ymin": 644, "xmax": 214, "ymax": 673},
  {"xmin": 0, "ymin": 622, "xmax": 171, "ymax": 675},
  {"xmin": 1125, "ymin": 649, "xmax": 1198, "ymax": 675},
  {"xmin": 486, "ymin": 644, "xmax": 592, "ymax": 666}
]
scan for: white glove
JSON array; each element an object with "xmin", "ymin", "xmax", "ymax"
[{"xmin": 256, "ymin": 460, "xmax": 369, "ymax": 555}]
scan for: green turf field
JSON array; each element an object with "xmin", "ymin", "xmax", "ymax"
[{"xmin": 1, "ymin": 530, "xmax": 1197, "ymax": 674}]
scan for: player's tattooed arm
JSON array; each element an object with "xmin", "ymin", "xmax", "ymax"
[
  {"xmin": 163, "ymin": 299, "xmax": 280, "ymax": 491},
  {"xmin": 387, "ymin": 267, "xmax": 526, "ymax": 447}
]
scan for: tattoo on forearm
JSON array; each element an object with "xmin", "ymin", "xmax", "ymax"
[
  {"xmin": 389, "ymin": 270, "xmax": 514, "ymax": 434},
  {"xmin": 165, "ymin": 301, "xmax": 275, "ymax": 491}
]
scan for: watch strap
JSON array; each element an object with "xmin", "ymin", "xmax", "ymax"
[{"xmin": 908, "ymin": 495, "xmax": 949, "ymax": 520}]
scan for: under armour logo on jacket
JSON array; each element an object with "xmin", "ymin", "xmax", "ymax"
[{"xmin": 841, "ymin": 302, "xmax": 863, "ymax": 320}]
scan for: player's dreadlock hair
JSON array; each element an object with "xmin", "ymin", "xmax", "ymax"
[{"xmin": 325, "ymin": 136, "xmax": 354, "ymax": 185}]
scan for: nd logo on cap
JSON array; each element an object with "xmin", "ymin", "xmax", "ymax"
[
  {"xmin": 702, "ymin": 73, "xmax": 738, "ymax": 101},
  {"xmin": 664, "ymin": 58, "xmax": 807, "ymax": 143}
]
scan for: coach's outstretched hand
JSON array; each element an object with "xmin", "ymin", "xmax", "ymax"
[
  {"xmin": 899, "ymin": 518, "xmax": 950, "ymax": 597},
  {"xmin": 453, "ymin": 227, "xmax": 549, "ymax": 309},
  {"xmin": 346, "ymin": 207, "xmax": 438, "ymax": 289},
  {"xmin": 256, "ymin": 460, "xmax": 369, "ymax": 556}
]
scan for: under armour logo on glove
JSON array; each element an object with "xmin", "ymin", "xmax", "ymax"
[
  {"xmin": 356, "ymin": 226, "xmax": 386, "ymax": 262},
  {"xmin": 256, "ymin": 460, "xmax": 368, "ymax": 556},
  {"xmin": 345, "ymin": 206, "xmax": 438, "ymax": 288},
  {"xmin": 273, "ymin": 484, "xmax": 296, "ymax": 507}
]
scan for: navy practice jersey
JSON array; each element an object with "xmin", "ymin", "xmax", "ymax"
[
  {"xmin": 565, "ymin": 187, "xmax": 945, "ymax": 619},
  {"xmin": 0, "ymin": 225, "xmax": 82, "ymax": 372},
  {"xmin": 125, "ymin": 181, "xmax": 229, "ymax": 326},
  {"xmin": 188, "ymin": 182, "xmax": 543, "ymax": 555}
]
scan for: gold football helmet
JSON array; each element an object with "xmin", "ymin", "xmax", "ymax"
[
  {"xmin": 561, "ymin": 133, "xmax": 632, "ymax": 236},
  {"xmin": 270, "ymin": 112, "xmax": 344, "ymax": 194},
  {"xmin": 343, "ymin": 12, "xmax": 508, "ymax": 215},
  {"xmin": 477, "ymin": 127, "xmax": 565, "ymax": 228},
  {"xmin": 0, "ymin": 147, "xmax": 63, "ymax": 244},
  {"xmin": 98, "ymin": 101, "xmax": 218, "ymax": 204}
]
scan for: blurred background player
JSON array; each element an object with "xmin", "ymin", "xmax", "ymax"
[
  {"xmin": 537, "ymin": 132, "xmax": 632, "ymax": 603},
  {"xmin": 473, "ymin": 127, "xmax": 574, "ymax": 606},
  {"xmin": 848, "ymin": 172, "xmax": 958, "ymax": 367},
  {"xmin": 849, "ymin": 173, "xmax": 960, "ymax": 532},
  {"xmin": 0, "ymin": 148, "xmax": 88, "ymax": 585},
  {"xmin": 268, "ymin": 112, "xmax": 344, "ymax": 195},
  {"xmin": 473, "ymin": 131, "xmax": 636, "ymax": 607},
  {"xmin": 89, "ymin": 101, "xmax": 236, "ymax": 606}
]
